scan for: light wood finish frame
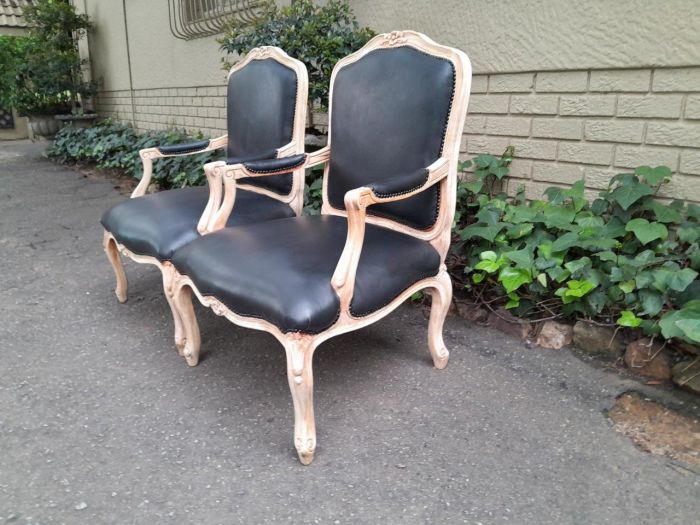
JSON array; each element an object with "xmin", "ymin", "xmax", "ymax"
[
  {"xmin": 170, "ymin": 31, "xmax": 472, "ymax": 465},
  {"xmin": 103, "ymin": 46, "xmax": 308, "ymax": 352}
]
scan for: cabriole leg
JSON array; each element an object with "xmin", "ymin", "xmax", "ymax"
[
  {"xmin": 283, "ymin": 335, "xmax": 318, "ymax": 465},
  {"xmin": 172, "ymin": 282, "xmax": 201, "ymax": 367},
  {"xmin": 103, "ymin": 232, "xmax": 128, "ymax": 303},
  {"xmin": 427, "ymin": 268, "xmax": 452, "ymax": 369},
  {"xmin": 161, "ymin": 263, "xmax": 186, "ymax": 355}
]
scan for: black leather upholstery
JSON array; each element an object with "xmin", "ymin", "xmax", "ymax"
[
  {"xmin": 157, "ymin": 140, "xmax": 210, "ymax": 155},
  {"xmin": 171, "ymin": 215, "xmax": 440, "ymax": 333},
  {"xmin": 101, "ymin": 187, "xmax": 295, "ymax": 261},
  {"xmin": 243, "ymin": 153, "xmax": 306, "ymax": 174},
  {"xmin": 327, "ymin": 47, "xmax": 455, "ymax": 230},
  {"xmin": 369, "ymin": 168, "xmax": 429, "ymax": 198},
  {"xmin": 228, "ymin": 59, "xmax": 298, "ymax": 195}
]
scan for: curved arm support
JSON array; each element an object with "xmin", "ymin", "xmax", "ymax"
[
  {"xmin": 330, "ymin": 157, "xmax": 450, "ymax": 314},
  {"xmin": 197, "ymin": 160, "xmax": 226, "ymax": 234},
  {"xmin": 130, "ymin": 134, "xmax": 228, "ymax": 198}
]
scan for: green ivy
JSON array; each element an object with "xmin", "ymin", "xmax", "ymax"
[
  {"xmin": 47, "ymin": 120, "xmax": 222, "ymax": 190},
  {"xmin": 453, "ymin": 152, "xmax": 700, "ymax": 347}
]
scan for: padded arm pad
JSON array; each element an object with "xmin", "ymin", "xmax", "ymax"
[
  {"xmin": 157, "ymin": 139, "xmax": 211, "ymax": 155},
  {"xmin": 243, "ymin": 153, "xmax": 307, "ymax": 174},
  {"xmin": 368, "ymin": 168, "xmax": 430, "ymax": 198}
]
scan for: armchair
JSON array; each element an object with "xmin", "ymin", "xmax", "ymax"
[
  {"xmin": 100, "ymin": 46, "xmax": 308, "ymax": 355},
  {"xmin": 169, "ymin": 31, "xmax": 472, "ymax": 464}
]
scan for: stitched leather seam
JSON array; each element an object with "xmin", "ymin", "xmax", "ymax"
[
  {"xmin": 348, "ymin": 268, "xmax": 441, "ymax": 317},
  {"xmin": 371, "ymin": 170, "xmax": 429, "ymax": 198},
  {"xmin": 157, "ymin": 141, "xmax": 210, "ymax": 155},
  {"xmin": 244, "ymin": 156, "xmax": 306, "ymax": 174}
]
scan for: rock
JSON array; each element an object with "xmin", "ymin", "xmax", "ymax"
[
  {"xmin": 536, "ymin": 321, "xmax": 573, "ymax": 350},
  {"xmin": 672, "ymin": 359, "xmax": 700, "ymax": 395},
  {"xmin": 456, "ymin": 301, "xmax": 488, "ymax": 323},
  {"xmin": 572, "ymin": 321, "xmax": 625, "ymax": 359},
  {"xmin": 487, "ymin": 308, "xmax": 530, "ymax": 340},
  {"xmin": 624, "ymin": 338, "xmax": 672, "ymax": 380}
]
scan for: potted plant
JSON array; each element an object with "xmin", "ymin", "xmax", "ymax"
[{"xmin": 9, "ymin": 0, "xmax": 98, "ymax": 137}]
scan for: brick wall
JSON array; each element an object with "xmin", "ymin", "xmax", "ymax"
[
  {"xmin": 95, "ymin": 66, "xmax": 700, "ymax": 203},
  {"xmin": 462, "ymin": 67, "xmax": 700, "ymax": 203},
  {"xmin": 96, "ymin": 86, "xmax": 229, "ymax": 139}
]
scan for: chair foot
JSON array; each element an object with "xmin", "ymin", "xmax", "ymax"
[
  {"xmin": 103, "ymin": 232, "xmax": 128, "ymax": 303},
  {"xmin": 161, "ymin": 263, "xmax": 186, "ymax": 356},
  {"xmin": 283, "ymin": 334, "xmax": 318, "ymax": 465},
  {"xmin": 427, "ymin": 269, "xmax": 452, "ymax": 370},
  {"xmin": 172, "ymin": 280, "xmax": 201, "ymax": 367}
]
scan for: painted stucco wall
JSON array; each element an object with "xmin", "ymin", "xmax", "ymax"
[{"xmin": 85, "ymin": 0, "xmax": 700, "ymax": 201}]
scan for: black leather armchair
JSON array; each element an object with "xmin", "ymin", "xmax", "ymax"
[
  {"xmin": 169, "ymin": 31, "xmax": 472, "ymax": 465},
  {"xmin": 100, "ymin": 46, "xmax": 308, "ymax": 354}
]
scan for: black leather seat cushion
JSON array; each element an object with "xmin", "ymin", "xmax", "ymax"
[
  {"xmin": 171, "ymin": 215, "xmax": 441, "ymax": 334},
  {"xmin": 101, "ymin": 187, "xmax": 295, "ymax": 261}
]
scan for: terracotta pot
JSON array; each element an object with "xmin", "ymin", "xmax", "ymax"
[{"xmin": 28, "ymin": 114, "xmax": 62, "ymax": 138}]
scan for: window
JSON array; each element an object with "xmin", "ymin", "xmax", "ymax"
[{"xmin": 168, "ymin": 0, "xmax": 262, "ymax": 40}]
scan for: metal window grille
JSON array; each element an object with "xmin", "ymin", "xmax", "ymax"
[{"xmin": 167, "ymin": 0, "xmax": 262, "ymax": 40}]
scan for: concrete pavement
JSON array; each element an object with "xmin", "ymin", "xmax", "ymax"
[{"xmin": 1, "ymin": 140, "xmax": 698, "ymax": 524}]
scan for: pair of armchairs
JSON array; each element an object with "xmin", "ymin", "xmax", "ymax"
[{"xmin": 101, "ymin": 31, "xmax": 472, "ymax": 465}]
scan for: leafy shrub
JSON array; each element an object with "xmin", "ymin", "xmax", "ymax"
[
  {"xmin": 452, "ymin": 153, "xmax": 700, "ymax": 347},
  {"xmin": 219, "ymin": 0, "xmax": 375, "ymax": 110},
  {"xmin": 47, "ymin": 120, "xmax": 222, "ymax": 189}
]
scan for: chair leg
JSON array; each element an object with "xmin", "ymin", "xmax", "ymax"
[
  {"xmin": 427, "ymin": 269, "xmax": 452, "ymax": 369},
  {"xmin": 161, "ymin": 263, "xmax": 186, "ymax": 356},
  {"xmin": 103, "ymin": 232, "xmax": 128, "ymax": 303},
  {"xmin": 172, "ymin": 282, "xmax": 201, "ymax": 367},
  {"xmin": 283, "ymin": 335, "xmax": 318, "ymax": 465}
]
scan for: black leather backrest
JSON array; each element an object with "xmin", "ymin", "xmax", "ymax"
[
  {"xmin": 228, "ymin": 58, "xmax": 298, "ymax": 195},
  {"xmin": 327, "ymin": 47, "xmax": 455, "ymax": 230}
]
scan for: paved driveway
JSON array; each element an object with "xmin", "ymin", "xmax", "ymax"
[{"xmin": 1, "ymin": 140, "xmax": 698, "ymax": 524}]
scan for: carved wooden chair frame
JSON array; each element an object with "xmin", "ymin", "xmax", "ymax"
[
  {"xmin": 169, "ymin": 31, "xmax": 471, "ymax": 464},
  {"xmin": 102, "ymin": 46, "xmax": 308, "ymax": 357}
]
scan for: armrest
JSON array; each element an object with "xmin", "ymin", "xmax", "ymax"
[
  {"xmin": 156, "ymin": 139, "xmax": 211, "ymax": 155},
  {"xmin": 331, "ymin": 157, "xmax": 450, "ymax": 312},
  {"xmin": 240, "ymin": 154, "xmax": 307, "ymax": 176},
  {"xmin": 131, "ymin": 134, "xmax": 228, "ymax": 198}
]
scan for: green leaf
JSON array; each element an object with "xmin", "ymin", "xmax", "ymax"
[
  {"xmin": 609, "ymin": 183, "xmax": 654, "ymax": 210},
  {"xmin": 675, "ymin": 319, "xmax": 700, "ymax": 342},
  {"xmin": 595, "ymin": 251, "xmax": 618, "ymax": 262},
  {"xmin": 625, "ymin": 218, "xmax": 668, "ymax": 245},
  {"xmin": 635, "ymin": 165, "xmax": 672, "ymax": 185},
  {"xmin": 638, "ymin": 289, "xmax": 664, "ymax": 316},
  {"xmin": 542, "ymin": 206, "xmax": 576, "ymax": 228},
  {"xmin": 667, "ymin": 268, "xmax": 698, "ymax": 292},
  {"xmin": 660, "ymin": 308, "xmax": 700, "ymax": 340},
  {"xmin": 537, "ymin": 273, "xmax": 547, "ymax": 287},
  {"xmin": 619, "ymin": 280, "xmax": 636, "ymax": 294},
  {"xmin": 617, "ymin": 310, "xmax": 642, "ymax": 327},
  {"xmin": 480, "ymin": 251, "xmax": 497, "ymax": 262},
  {"xmin": 551, "ymin": 232, "xmax": 580, "ymax": 252},
  {"xmin": 504, "ymin": 248, "xmax": 534, "ymax": 269},
  {"xmin": 498, "ymin": 267, "xmax": 532, "ymax": 294},
  {"xmin": 474, "ymin": 260, "xmax": 501, "ymax": 273},
  {"xmin": 463, "ymin": 181, "xmax": 483, "ymax": 193},
  {"xmin": 459, "ymin": 224, "xmax": 505, "ymax": 242},
  {"xmin": 506, "ymin": 222, "xmax": 534, "ymax": 239},
  {"xmin": 564, "ymin": 257, "xmax": 592, "ymax": 275},
  {"xmin": 472, "ymin": 272, "xmax": 485, "ymax": 284},
  {"xmin": 647, "ymin": 201, "xmax": 683, "ymax": 224},
  {"xmin": 678, "ymin": 222, "xmax": 700, "ymax": 244}
]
